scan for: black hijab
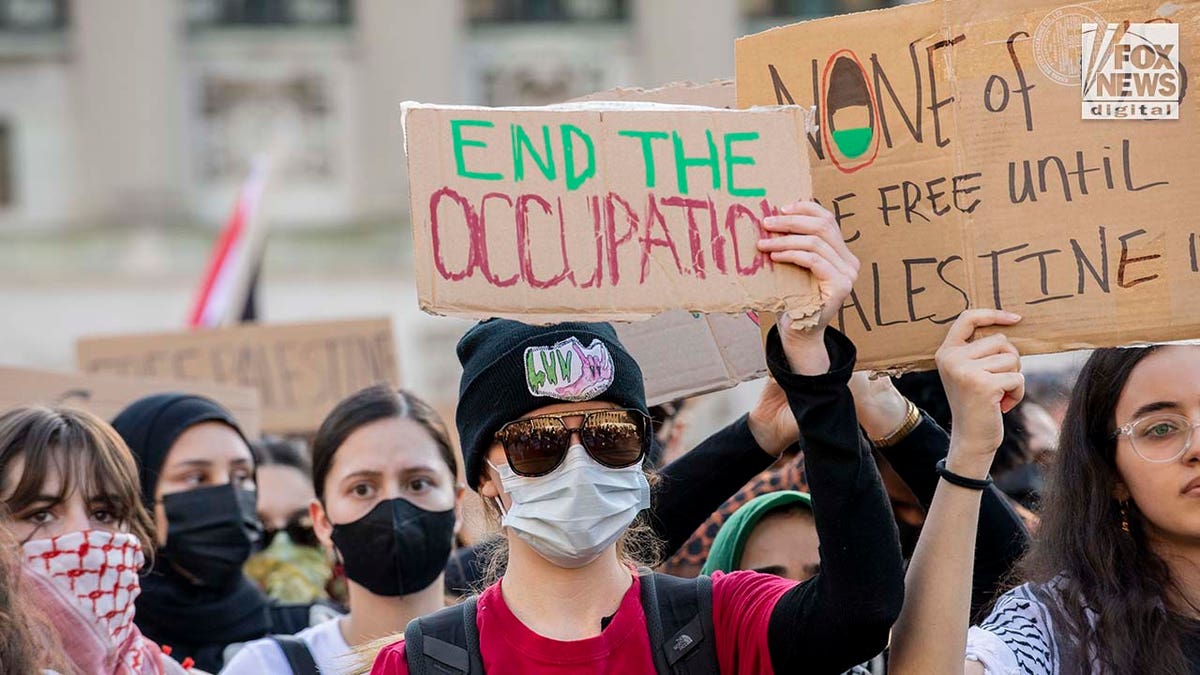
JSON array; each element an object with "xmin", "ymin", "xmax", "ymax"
[
  {"xmin": 112, "ymin": 393, "xmax": 272, "ymax": 672},
  {"xmin": 111, "ymin": 392, "xmax": 247, "ymax": 509}
]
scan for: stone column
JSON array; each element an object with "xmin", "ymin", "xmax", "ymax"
[
  {"xmin": 632, "ymin": 0, "xmax": 739, "ymax": 88},
  {"xmin": 354, "ymin": 0, "xmax": 464, "ymax": 218},
  {"xmin": 72, "ymin": 0, "xmax": 183, "ymax": 223}
]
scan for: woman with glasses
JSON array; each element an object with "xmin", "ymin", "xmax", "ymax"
[
  {"xmin": 888, "ymin": 314, "xmax": 1200, "ymax": 674},
  {"xmin": 366, "ymin": 201, "xmax": 905, "ymax": 674}
]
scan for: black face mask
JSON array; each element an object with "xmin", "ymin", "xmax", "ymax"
[
  {"xmin": 161, "ymin": 483, "xmax": 262, "ymax": 589},
  {"xmin": 330, "ymin": 497, "xmax": 455, "ymax": 597}
]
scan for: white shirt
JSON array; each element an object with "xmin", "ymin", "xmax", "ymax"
[
  {"xmin": 964, "ymin": 581, "xmax": 1095, "ymax": 675},
  {"xmin": 219, "ymin": 617, "xmax": 356, "ymax": 675}
]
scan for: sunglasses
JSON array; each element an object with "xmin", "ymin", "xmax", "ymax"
[
  {"xmin": 262, "ymin": 513, "xmax": 319, "ymax": 548},
  {"xmin": 494, "ymin": 408, "xmax": 651, "ymax": 477}
]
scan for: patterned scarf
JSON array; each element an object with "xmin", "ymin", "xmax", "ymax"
[{"xmin": 22, "ymin": 530, "xmax": 170, "ymax": 675}]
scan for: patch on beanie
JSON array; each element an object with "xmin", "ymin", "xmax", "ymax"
[{"xmin": 524, "ymin": 337, "xmax": 615, "ymax": 401}]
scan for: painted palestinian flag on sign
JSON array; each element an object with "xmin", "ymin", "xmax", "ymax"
[{"xmin": 821, "ymin": 49, "xmax": 880, "ymax": 174}]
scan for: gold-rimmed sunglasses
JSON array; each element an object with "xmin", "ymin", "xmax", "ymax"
[{"xmin": 493, "ymin": 408, "xmax": 651, "ymax": 477}]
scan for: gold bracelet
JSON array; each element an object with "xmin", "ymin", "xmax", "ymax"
[{"xmin": 870, "ymin": 398, "xmax": 921, "ymax": 448}]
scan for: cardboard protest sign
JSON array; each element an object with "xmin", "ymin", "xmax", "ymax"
[
  {"xmin": 0, "ymin": 366, "xmax": 262, "ymax": 438},
  {"xmin": 570, "ymin": 80, "xmax": 736, "ymax": 109},
  {"xmin": 76, "ymin": 318, "xmax": 398, "ymax": 434},
  {"xmin": 402, "ymin": 102, "xmax": 820, "ymax": 324},
  {"xmin": 568, "ymin": 83, "xmax": 767, "ymax": 403},
  {"xmin": 615, "ymin": 311, "xmax": 766, "ymax": 405},
  {"xmin": 737, "ymin": 0, "xmax": 1198, "ymax": 370}
]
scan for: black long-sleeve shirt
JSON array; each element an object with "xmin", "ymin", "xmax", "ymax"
[
  {"xmin": 763, "ymin": 327, "xmax": 906, "ymax": 674},
  {"xmin": 648, "ymin": 415, "xmax": 776, "ymax": 556},
  {"xmin": 879, "ymin": 413, "xmax": 1031, "ymax": 622}
]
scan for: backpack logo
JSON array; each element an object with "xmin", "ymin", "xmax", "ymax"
[
  {"xmin": 672, "ymin": 634, "xmax": 694, "ymax": 653},
  {"xmin": 524, "ymin": 337, "xmax": 614, "ymax": 401}
]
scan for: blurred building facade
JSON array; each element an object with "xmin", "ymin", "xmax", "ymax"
[
  {"xmin": 0, "ymin": 0, "xmax": 902, "ymax": 232},
  {"xmin": 0, "ymin": 0, "xmax": 901, "ymax": 432}
]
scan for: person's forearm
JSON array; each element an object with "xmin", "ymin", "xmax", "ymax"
[
  {"xmin": 649, "ymin": 415, "xmax": 775, "ymax": 556},
  {"xmin": 767, "ymin": 431, "xmax": 904, "ymax": 671},
  {"xmin": 888, "ymin": 441, "xmax": 991, "ymax": 675},
  {"xmin": 765, "ymin": 328, "xmax": 904, "ymax": 672},
  {"xmin": 774, "ymin": 330, "xmax": 904, "ymax": 612},
  {"xmin": 778, "ymin": 326, "xmax": 831, "ymax": 375},
  {"xmin": 855, "ymin": 379, "xmax": 1030, "ymax": 618},
  {"xmin": 881, "ymin": 415, "xmax": 1030, "ymax": 619}
]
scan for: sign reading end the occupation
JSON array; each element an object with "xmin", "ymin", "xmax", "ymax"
[{"xmin": 402, "ymin": 102, "xmax": 820, "ymax": 324}]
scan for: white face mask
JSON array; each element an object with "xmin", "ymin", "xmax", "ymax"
[{"xmin": 491, "ymin": 445, "xmax": 650, "ymax": 568}]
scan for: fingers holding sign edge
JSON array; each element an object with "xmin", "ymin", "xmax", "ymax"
[
  {"xmin": 757, "ymin": 234, "xmax": 857, "ymax": 280},
  {"xmin": 938, "ymin": 309, "xmax": 1026, "ymax": 414},
  {"xmin": 961, "ymin": 333, "xmax": 1021, "ymax": 360},
  {"xmin": 942, "ymin": 309, "xmax": 1022, "ymax": 346},
  {"xmin": 973, "ymin": 352, "xmax": 1021, "ymax": 375},
  {"xmin": 767, "ymin": 249, "xmax": 853, "ymax": 295},
  {"xmin": 763, "ymin": 200, "xmax": 858, "ymax": 268}
]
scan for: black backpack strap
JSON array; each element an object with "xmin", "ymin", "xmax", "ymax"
[
  {"xmin": 404, "ymin": 596, "xmax": 484, "ymax": 675},
  {"xmin": 268, "ymin": 602, "xmax": 319, "ymax": 634},
  {"xmin": 269, "ymin": 635, "xmax": 319, "ymax": 675},
  {"xmin": 638, "ymin": 569, "xmax": 718, "ymax": 675}
]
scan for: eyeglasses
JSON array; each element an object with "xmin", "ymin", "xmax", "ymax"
[
  {"xmin": 262, "ymin": 513, "xmax": 319, "ymax": 548},
  {"xmin": 494, "ymin": 408, "xmax": 650, "ymax": 477},
  {"xmin": 1113, "ymin": 413, "xmax": 1200, "ymax": 463}
]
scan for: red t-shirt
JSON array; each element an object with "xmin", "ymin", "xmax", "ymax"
[{"xmin": 370, "ymin": 570, "xmax": 796, "ymax": 675}]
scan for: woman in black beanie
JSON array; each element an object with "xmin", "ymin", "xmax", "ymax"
[
  {"xmin": 112, "ymin": 393, "xmax": 322, "ymax": 673},
  {"xmin": 366, "ymin": 201, "xmax": 906, "ymax": 675}
]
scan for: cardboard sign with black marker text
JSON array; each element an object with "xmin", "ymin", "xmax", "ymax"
[
  {"xmin": 0, "ymin": 366, "xmax": 262, "ymax": 439},
  {"xmin": 76, "ymin": 318, "xmax": 399, "ymax": 434},
  {"xmin": 738, "ymin": 0, "xmax": 1197, "ymax": 370}
]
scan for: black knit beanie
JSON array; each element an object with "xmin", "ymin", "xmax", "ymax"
[
  {"xmin": 456, "ymin": 319, "xmax": 646, "ymax": 490},
  {"xmin": 111, "ymin": 392, "xmax": 249, "ymax": 508}
]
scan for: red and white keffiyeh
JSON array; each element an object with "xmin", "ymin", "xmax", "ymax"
[{"xmin": 22, "ymin": 530, "xmax": 173, "ymax": 675}]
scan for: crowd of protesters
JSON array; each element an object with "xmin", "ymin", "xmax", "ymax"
[{"xmin": 2, "ymin": 200, "xmax": 1193, "ymax": 675}]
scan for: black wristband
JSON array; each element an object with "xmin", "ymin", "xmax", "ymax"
[{"xmin": 935, "ymin": 458, "xmax": 993, "ymax": 490}]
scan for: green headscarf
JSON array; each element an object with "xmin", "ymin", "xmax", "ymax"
[{"xmin": 701, "ymin": 490, "xmax": 813, "ymax": 575}]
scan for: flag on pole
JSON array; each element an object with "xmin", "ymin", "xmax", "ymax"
[{"xmin": 188, "ymin": 156, "xmax": 271, "ymax": 328}]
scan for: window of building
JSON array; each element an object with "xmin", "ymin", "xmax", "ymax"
[
  {"xmin": 468, "ymin": 0, "xmax": 628, "ymax": 23},
  {"xmin": 742, "ymin": 0, "xmax": 897, "ymax": 20},
  {"xmin": 198, "ymin": 73, "xmax": 334, "ymax": 182},
  {"xmin": 0, "ymin": 0, "xmax": 67, "ymax": 32},
  {"xmin": 187, "ymin": 0, "xmax": 352, "ymax": 29}
]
